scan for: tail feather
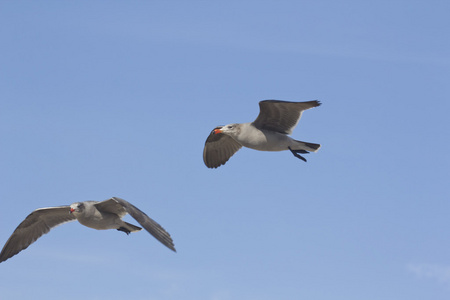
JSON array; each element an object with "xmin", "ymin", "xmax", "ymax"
[
  {"xmin": 124, "ymin": 222, "xmax": 142, "ymax": 232},
  {"xmin": 292, "ymin": 140, "xmax": 321, "ymax": 152}
]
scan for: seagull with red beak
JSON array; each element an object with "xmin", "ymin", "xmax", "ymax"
[
  {"xmin": 203, "ymin": 100, "xmax": 322, "ymax": 168},
  {"xmin": 0, "ymin": 197, "xmax": 175, "ymax": 263}
]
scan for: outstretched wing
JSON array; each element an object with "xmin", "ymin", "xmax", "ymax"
[
  {"xmin": 0, "ymin": 206, "xmax": 76, "ymax": 263},
  {"xmin": 252, "ymin": 100, "xmax": 321, "ymax": 134},
  {"xmin": 110, "ymin": 197, "xmax": 176, "ymax": 252},
  {"xmin": 203, "ymin": 126, "xmax": 242, "ymax": 168},
  {"xmin": 94, "ymin": 199, "xmax": 127, "ymax": 218}
]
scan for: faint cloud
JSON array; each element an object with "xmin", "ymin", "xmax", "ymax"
[
  {"xmin": 407, "ymin": 263, "xmax": 450, "ymax": 285},
  {"xmin": 36, "ymin": 247, "xmax": 110, "ymax": 264},
  {"xmin": 53, "ymin": 252, "xmax": 110, "ymax": 264},
  {"xmin": 210, "ymin": 290, "xmax": 232, "ymax": 300}
]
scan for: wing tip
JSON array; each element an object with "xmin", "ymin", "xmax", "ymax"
[{"xmin": 204, "ymin": 160, "xmax": 226, "ymax": 169}]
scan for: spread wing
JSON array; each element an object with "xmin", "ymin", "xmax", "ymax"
[
  {"xmin": 109, "ymin": 197, "xmax": 176, "ymax": 252},
  {"xmin": 94, "ymin": 199, "xmax": 127, "ymax": 218},
  {"xmin": 203, "ymin": 126, "xmax": 242, "ymax": 168},
  {"xmin": 252, "ymin": 100, "xmax": 321, "ymax": 134},
  {"xmin": 0, "ymin": 206, "xmax": 76, "ymax": 263}
]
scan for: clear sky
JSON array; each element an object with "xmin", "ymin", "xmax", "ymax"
[{"xmin": 1, "ymin": 1, "xmax": 449, "ymax": 299}]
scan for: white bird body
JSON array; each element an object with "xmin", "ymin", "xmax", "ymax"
[
  {"xmin": 75, "ymin": 211, "xmax": 120, "ymax": 230},
  {"xmin": 222, "ymin": 122, "xmax": 317, "ymax": 152},
  {"xmin": 70, "ymin": 201, "xmax": 136, "ymax": 231}
]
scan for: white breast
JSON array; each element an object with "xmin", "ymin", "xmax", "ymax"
[{"xmin": 235, "ymin": 123, "xmax": 293, "ymax": 151}]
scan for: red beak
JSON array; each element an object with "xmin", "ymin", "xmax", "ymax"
[
  {"xmin": 69, "ymin": 208, "xmax": 75, "ymax": 214},
  {"xmin": 213, "ymin": 128, "xmax": 222, "ymax": 134}
]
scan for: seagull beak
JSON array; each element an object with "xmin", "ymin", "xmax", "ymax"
[
  {"xmin": 213, "ymin": 128, "xmax": 222, "ymax": 134},
  {"xmin": 69, "ymin": 208, "xmax": 75, "ymax": 214}
]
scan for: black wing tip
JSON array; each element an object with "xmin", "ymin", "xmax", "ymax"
[
  {"xmin": 205, "ymin": 162, "xmax": 225, "ymax": 169},
  {"xmin": 259, "ymin": 99, "xmax": 321, "ymax": 106},
  {"xmin": 303, "ymin": 99, "xmax": 321, "ymax": 108},
  {"xmin": 0, "ymin": 254, "xmax": 10, "ymax": 264},
  {"xmin": 0, "ymin": 243, "xmax": 31, "ymax": 264},
  {"xmin": 153, "ymin": 232, "xmax": 177, "ymax": 252}
]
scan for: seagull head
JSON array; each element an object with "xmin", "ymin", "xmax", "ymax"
[
  {"xmin": 69, "ymin": 202, "xmax": 85, "ymax": 215},
  {"xmin": 216, "ymin": 124, "xmax": 239, "ymax": 136}
]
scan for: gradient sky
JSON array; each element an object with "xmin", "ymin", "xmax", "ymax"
[{"xmin": 1, "ymin": 1, "xmax": 449, "ymax": 299}]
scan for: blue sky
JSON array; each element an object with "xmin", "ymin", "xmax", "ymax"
[{"xmin": 0, "ymin": 1, "xmax": 449, "ymax": 299}]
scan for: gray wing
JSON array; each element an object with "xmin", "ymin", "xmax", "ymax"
[
  {"xmin": 110, "ymin": 197, "xmax": 176, "ymax": 252},
  {"xmin": 0, "ymin": 206, "xmax": 76, "ymax": 263},
  {"xmin": 94, "ymin": 199, "xmax": 127, "ymax": 218},
  {"xmin": 252, "ymin": 100, "xmax": 321, "ymax": 135},
  {"xmin": 203, "ymin": 126, "xmax": 242, "ymax": 168}
]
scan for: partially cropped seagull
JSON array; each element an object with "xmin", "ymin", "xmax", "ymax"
[
  {"xmin": 203, "ymin": 100, "xmax": 322, "ymax": 168},
  {"xmin": 0, "ymin": 197, "xmax": 175, "ymax": 263}
]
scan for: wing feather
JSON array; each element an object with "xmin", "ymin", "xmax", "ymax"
[
  {"xmin": 94, "ymin": 199, "xmax": 127, "ymax": 218},
  {"xmin": 252, "ymin": 100, "xmax": 321, "ymax": 134},
  {"xmin": 203, "ymin": 127, "xmax": 242, "ymax": 168},
  {"xmin": 111, "ymin": 197, "xmax": 176, "ymax": 252},
  {"xmin": 0, "ymin": 206, "xmax": 76, "ymax": 263}
]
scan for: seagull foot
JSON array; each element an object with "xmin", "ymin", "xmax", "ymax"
[
  {"xmin": 117, "ymin": 227, "xmax": 131, "ymax": 235},
  {"xmin": 288, "ymin": 147, "xmax": 308, "ymax": 162}
]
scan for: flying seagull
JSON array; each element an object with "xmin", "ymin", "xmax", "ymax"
[
  {"xmin": 0, "ymin": 197, "xmax": 175, "ymax": 263},
  {"xmin": 203, "ymin": 100, "xmax": 321, "ymax": 168}
]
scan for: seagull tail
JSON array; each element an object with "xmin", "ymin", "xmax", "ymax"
[
  {"xmin": 291, "ymin": 140, "xmax": 321, "ymax": 152},
  {"xmin": 124, "ymin": 222, "xmax": 142, "ymax": 233}
]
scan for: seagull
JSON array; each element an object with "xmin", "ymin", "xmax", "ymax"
[
  {"xmin": 203, "ymin": 100, "xmax": 322, "ymax": 168},
  {"xmin": 0, "ymin": 197, "xmax": 175, "ymax": 263}
]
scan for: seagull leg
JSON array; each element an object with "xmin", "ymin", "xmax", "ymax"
[
  {"xmin": 288, "ymin": 147, "xmax": 308, "ymax": 162},
  {"xmin": 117, "ymin": 227, "xmax": 131, "ymax": 235}
]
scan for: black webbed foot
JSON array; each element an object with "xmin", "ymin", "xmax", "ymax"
[
  {"xmin": 117, "ymin": 227, "xmax": 131, "ymax": 235},
  {"xmin": 288, "ymin": 147, "xmax": 308, "ymax": 162}
]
